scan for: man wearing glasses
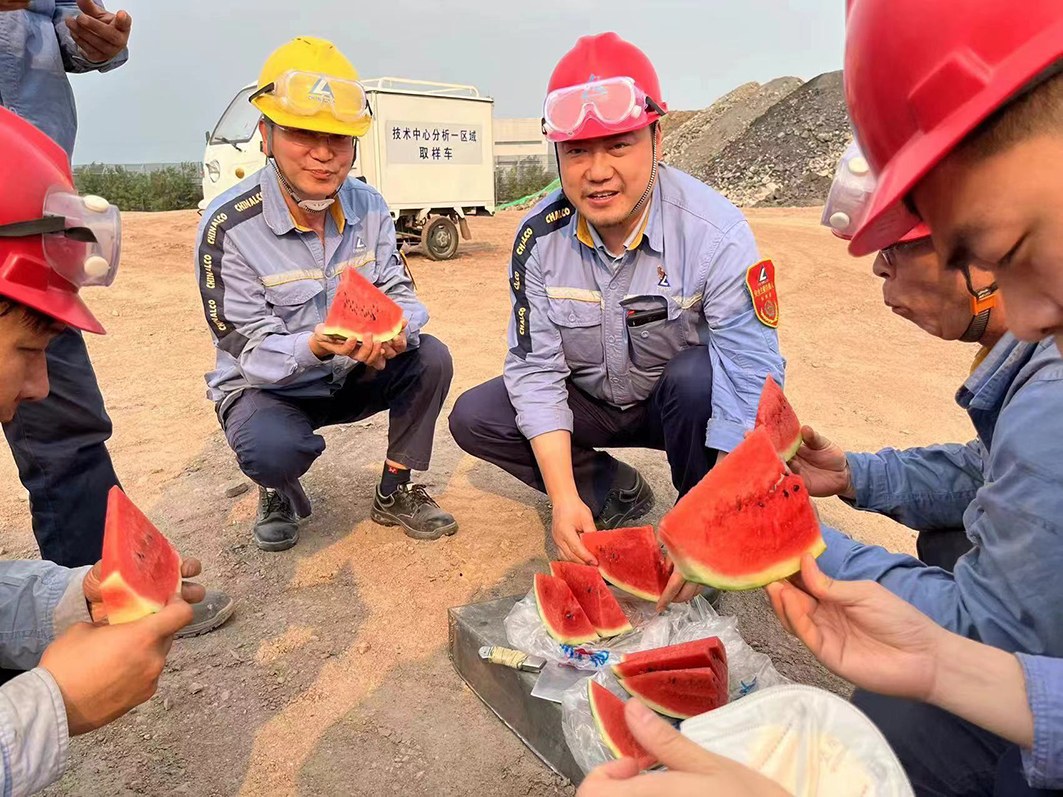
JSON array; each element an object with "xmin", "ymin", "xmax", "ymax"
[{"xmin": 195, "ymin": 37, "xmax": 457, "ymax": 551}]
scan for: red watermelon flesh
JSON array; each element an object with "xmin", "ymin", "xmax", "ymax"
[
  {"xmin": 755, "ymin": 375, "xmax": 802, "ymax": 461},
  {"xmin": 588, "ymin": 680, "xmax": 656, "ymax": 766},
  {"xmin": 549, "ymin": 561, "xmax": 633, "ymax": 637},
  {"xmin": 100, "ymin": 487, "xmax": 182, "ymax": 624},
  {"xmin": 612, "ymin": 637, "xmax": 727, "ymax": 683},
  {"xmin": 534, "ymin": 573, "xmax": 598, "ymax": 645},
  {"xmin": 658, "ymin": 428, "xmax": 825, "ymax": 591},
  {"xmin": 322, "ymin": 267, "xmax": 404, "ymax": 343},
  {"xmin": 581, "ymin": 527, "xmax": 671, "ymax": 602},
  {"xmin": 620, "ymin": 667, "xmax": 725, "ymax": 720}
]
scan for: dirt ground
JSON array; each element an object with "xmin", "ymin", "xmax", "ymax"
[{"xmin": 0, "ymin": 208, "xmax": 977, "ymax": 796}]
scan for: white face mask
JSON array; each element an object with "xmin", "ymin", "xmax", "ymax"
[{"xmin": 681, "ymin": 685, "xmax": 914, "ymax": 797}]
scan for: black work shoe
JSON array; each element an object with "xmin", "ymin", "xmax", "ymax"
[
  {"xmin": 371, "ymin": 483, "xmax": 458, "ymax": 540},
  {"xmin": 254, "ymin": 487, "xmax": 301, "ymax": 552},
  {"xmin": 176, "ymin": 589, "xmax": 236, "ymax": 638},
  {"xmin": 594, "ymin": 466, "xmax": 655, "ymax": 530}
]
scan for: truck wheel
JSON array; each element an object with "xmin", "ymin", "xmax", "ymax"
[{"xmin": 421, "ymin": 216, "xmax": 460, "ymax": 261}]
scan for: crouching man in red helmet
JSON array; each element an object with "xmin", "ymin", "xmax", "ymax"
[
  {"xmin": 449, "ymin": 33, "xmax": 785, "ymax": 606},
  {"xmin": 0, "ymin": 107, "xmax": 203, "ymax": 794}
]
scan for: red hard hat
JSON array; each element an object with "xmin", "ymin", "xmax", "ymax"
[
  {"xmin": 546, "ymin": 32, "xmax": 667, "ymax": 142},
  {"xmin": 844, "ymin": 0, "xmax": 1063, "ymax": 256},
  {"xmin": 0, "ymin": 108, "xmax": 104, "ymax": 334}
]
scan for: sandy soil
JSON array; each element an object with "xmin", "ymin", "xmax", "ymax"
[{"xmin": 0, "ymin": 207, "xmax": 977, "ymax": 796}]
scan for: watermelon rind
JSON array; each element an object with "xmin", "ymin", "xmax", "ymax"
[
  {"xmin": 320, "ymin": 319, "xmax": 403, "ymax": 344},
  {"xmin": 668, "ymin": 535, "xmax": 826, "ymax": 591},
  {"xmin": 534, "ymin": 574, "xmax": 599, "ymax": 645},
  {"xmin": 618, "ymin": 667, "xmax": 723, "ymax": 720},
  {"xmin": 587, "ymin": 681, "xmax": 655, "ymax": 764},
  {"xmin": 549, "ymin": 562, "xmax": 633, "ymax": 638}
]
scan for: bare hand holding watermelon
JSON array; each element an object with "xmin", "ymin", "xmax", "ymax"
[
  {"xmin": 656, "ymin": 568, "xmax": 703, "ymax": 612},
  {"xmin": 767, "ymin": 554, "xmax": 951, "ymax": 703},
  {"xmin": 577, "ymin": 699, "xmax": 789, "ymax": 797},
  {"xmin": 767, "ymin": 555, "xmax": 1035, "ymax": 751},
  {"xmin": 552, "ymin": 496, "xmax": 599, "ymax": 565},
  {"xmin": 39, "ymin": 596, "xmax": 193, "ymax": 735},
  {"xmin": 309, "ymin": 324, "xmax": 387, "ymax": 371},
  {"xmin": 380, "ymin": 321, "xmax": 409, "ymax": 360},
  {"xmin": 788, "ymin": 426, "xmax": 856, "ymax": 499}
]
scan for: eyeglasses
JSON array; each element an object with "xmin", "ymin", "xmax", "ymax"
[
  {"xmin": 881, "ymin": 236, "xmax": 935, "ymax": 268},
  {"xmin": 272, "ymin": 123, "xmax": 355, "ymax": 152}
]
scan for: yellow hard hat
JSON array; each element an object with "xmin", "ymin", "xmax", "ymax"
[{"xmin": 251, "ymin": 37, "xmax": 372, "ymax": 137}]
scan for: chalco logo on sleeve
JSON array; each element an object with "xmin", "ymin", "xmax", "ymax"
[{"xmin": 745, "ymin": 259, "xmax": 779, "ymax": 328}]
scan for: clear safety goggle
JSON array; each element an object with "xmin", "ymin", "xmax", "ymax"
[
  {"xmin": 821, "ymin": 141, "xmax": 876, "ymax": 239},
  {"xmin": 250, "ymin": 70, "xmax": 372, "ymax": 123},
  {"xmin": 0, "ymin": 188, "xmax": 120, "ymax": 288},
  {"xmin": 542, "ymin": 76, "xmax": 664, "ymax": 141}
]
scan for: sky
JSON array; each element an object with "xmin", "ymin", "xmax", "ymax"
[{"xmin": 69, "ymin": 0, "xmax": 845, "ymax": 165}]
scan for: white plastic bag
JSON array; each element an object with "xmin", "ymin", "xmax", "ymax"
[
  {"xmin": 681, "ymin": 685, "xmax": 914, "ymax": 797},
  {"xmin": 561, "ymin": 598, "xmax": 790, "ymax": 773}
]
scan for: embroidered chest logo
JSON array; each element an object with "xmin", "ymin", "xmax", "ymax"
[
  {"xmin": 354, "ymin": 235, "xmax": 367, "ymax": 252},
  {"xmin": 656, "ymin": 265, "xmax": 670, "ymax": 288}
]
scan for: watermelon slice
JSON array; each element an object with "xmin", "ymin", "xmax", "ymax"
[
  {"xmin": 588, "ymin": 681, "xmax": 656, "ymax": 766},
  {"xmin": 581, "ymin": 527, "xmax": 671, "ymax": 602},
  {"xmin": 755, "ymin": 375, "xmax": 801, "ymax": 460},
  {"xmin": 533, "ymin": 573, "xmax": 598, "ymax": 645},
  {"xmin": 658, "ymin": 427, "xmax": 825, "ymax": 591},
  {"xmin": 99, "ymin": 487, "xmax": 182, "ymax": 624},
  {"xmin": 549, "ymin": 561, "xmax": 633, "ymax": 637},
  {"xmin": 322, "ymin": 267, "xmax": 404, "ymax": 343},
  {"xmin": 612, "ymin": 637, "xmax": 727, "ymax": 683},
  {"xmin": 619, "ymin": 667, "xmax": 725, "ymax": 720}
]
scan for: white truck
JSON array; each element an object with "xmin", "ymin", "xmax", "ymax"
[{"xmin": 200, "ymin": 78, "xmax": 496, "ymax": 260}]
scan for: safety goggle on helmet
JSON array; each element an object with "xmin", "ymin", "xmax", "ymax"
[
  {"xmin": 542, "ymin": 76, "xmax": 665, "ymax": 142},
  {"xmin": 251, "ymin": 70, "xmax": 372, "ymax": 124},
  {"xmin": 0, "ymin": 188, "xmax": 121, "ymax": 289}
]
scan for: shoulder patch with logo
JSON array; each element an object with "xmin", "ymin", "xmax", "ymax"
[{"xmin": 745, "ymin": 259, "xmax": 779, "ymax": 328}]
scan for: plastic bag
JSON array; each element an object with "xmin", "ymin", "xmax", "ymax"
[
  {"xmin": 505, "ymin": 589, "xmax": 722, "ymax": 672},
  {"xmin": 681, "ymin": 685, "xmax": 914, "ymax": 797},
  {"xmin": 561, "ymin": 597, "xmax": 790, "ymax": 774}
]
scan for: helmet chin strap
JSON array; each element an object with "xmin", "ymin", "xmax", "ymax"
[
  {"xmin": 959, "ymin": 264, "xmax": 999, "ymax": 343},
  {"xmin": 265, "ymin": 124, "xmax": 338, "ymax": 213},
  {"xmin": 271, "ymin": 160, "xmax": 336, "ymax": 212},
  {"xmin": 625, "ymin": 124, "xmax": 659, "ymax": 222}
]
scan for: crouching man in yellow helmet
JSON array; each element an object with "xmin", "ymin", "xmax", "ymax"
[{"xmin": 195, "ymin": 37, "xmax": 457, "ymax": 550}]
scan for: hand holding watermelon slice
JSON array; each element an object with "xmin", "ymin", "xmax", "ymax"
[
  {"xmin": 84, "ymin": 557, "xmax": 205, "ymax": 625},
  {"xmin": 787, "ymin": 425, "xmax": 857, "ymax": 499},
  {"xmin": 39, "ymin": 597, "xmax": 196, "ymax": 735},
  {"xmin": 580, "ymin": 699, "xmax": 790, "ymax": 796}
]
